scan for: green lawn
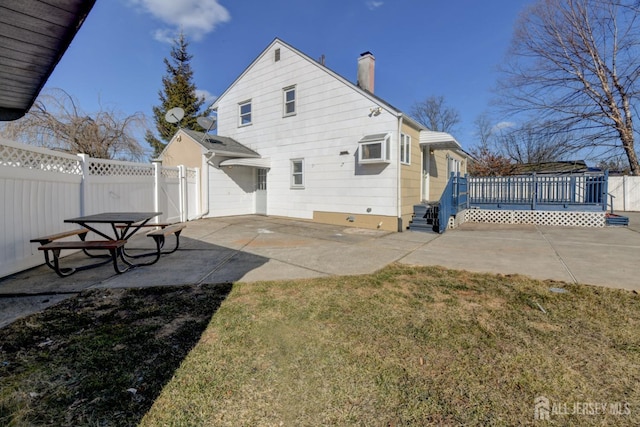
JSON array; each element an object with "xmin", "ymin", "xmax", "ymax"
[{"xmin": 1, "ymin": 264, "xmax": 638, "ymax": 426}]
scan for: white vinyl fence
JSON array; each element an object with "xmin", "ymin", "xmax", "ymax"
[
  {"xmin": 608, "ymin": 176, "xmax": 640, "ymax": 212},
  {"xmin": 0, "ymin": 138, "xmax": 200, "ymax": 278}
]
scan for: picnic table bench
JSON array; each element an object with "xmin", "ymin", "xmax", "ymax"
[
  {"xmin": 147, "ymin": 223, "xmax": 186, "ymax": 254},
  {"xmin": 38, "ymin": 240, "xmax": 129, "ymax": 277},
  {"xmin": 31, "ymin": 213, "xmax": 186, "ymax": 278},
  {"xmin": 30, "ymin": 228, "xmax": 89, "ymax": 245}
]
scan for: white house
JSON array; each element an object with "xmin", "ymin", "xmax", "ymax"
[{"xmin": 161, "ymin": 38, "xmax": 469, "ymax": 232}]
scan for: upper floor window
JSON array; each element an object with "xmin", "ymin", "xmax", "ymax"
[
  {"xmin": 239, "ymin": 100, "xmax": 252, "ymax": 126},
  {"xmin": 283, "ymin": 86, "xmax": 296, "ymax": 116},
  {"xmin": 400, "ymin": 134, "xmax": 411, "ymax": 164}
]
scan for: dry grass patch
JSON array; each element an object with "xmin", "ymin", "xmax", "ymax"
[{"xmin": 141, "ymin": 265, "xmax": 640, "ymax": 426}]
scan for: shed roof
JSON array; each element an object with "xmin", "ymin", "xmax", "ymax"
[
  {"xmin": 0, "ymin": 0, "xmax": 96, "ymax": 121},
  {"xmin": 181, "ymin": 129, "xmax": 260, "ymax": 158}
]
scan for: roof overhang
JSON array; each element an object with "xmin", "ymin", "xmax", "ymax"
[
  {"xmin": 218, "ymin": 157, "xmax": 271, "ymax": 169},
  {"xmin": 419, "ymin": 131, "xmax": 472, "ymax": 159},
  {"xmin": 419, "ymin": 131, "xmax": 461, "ymax": 149},
  {"xmin": 0, "ymin": 0, "xmax": 96, "ymax": 121}
]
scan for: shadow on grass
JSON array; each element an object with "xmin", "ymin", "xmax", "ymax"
[{"xmin": 0, "ymin": 282, "xmax": 233, "ymax": 426}]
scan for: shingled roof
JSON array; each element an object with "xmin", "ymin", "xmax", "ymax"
[{"xmin": 181, "ymin": 129, "xmax": 260, "ymax": 158}]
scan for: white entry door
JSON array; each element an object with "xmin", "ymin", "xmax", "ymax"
[
  {"xmin": 422, "ymin": 147, "xmax": 430, "ymax": 201},
  {"xmin": 256, "ymin": 168, "xmax": 267, "ymax": 215}
]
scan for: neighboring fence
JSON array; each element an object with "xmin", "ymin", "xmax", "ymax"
[
  {"xmin": 466, "ymin": 172, "xmax": 608, "ymax": 211},
  {"xmin": 608, "ymin": 175, "xmax": 640, "ymax": 211},
  {"xmin": 0, "ymin": 138, "xmax": 200, "ymax": 278}
]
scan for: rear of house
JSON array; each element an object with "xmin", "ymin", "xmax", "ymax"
[{"xmin": 162, "ymin": 38, "xmax": 469, "ymax": 231}]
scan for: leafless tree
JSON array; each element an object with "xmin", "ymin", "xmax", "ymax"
[
  {"xmin": 495, "ymin": 121, "xmax": 573, "ymax": 164},
  {"xmin": 468, "ymin": 113, "xmax": 515, "ymax": 176},
  {"xmin": 498, "ymin": 0, "xmax": 640, "ymax": 175},
  {"xmin": 0, "ymin": 88, "xmax": 147, "ymax": 160},
  {"xmin": 409, "ymin": 95, "xmax": 461, "ymax": 133}
]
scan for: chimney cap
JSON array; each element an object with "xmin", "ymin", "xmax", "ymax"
[{"xmin": 360, "ymin": 51, "xmax": 374, "ymax": 57}]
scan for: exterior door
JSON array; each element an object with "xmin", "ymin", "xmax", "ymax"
[
  {"xmin": 422, "ymin": 147, "xmax": 430, "ymax": 202},
  {"xmin": 256, "ymin": 168, "xmax": 267, "ymax": 215}
]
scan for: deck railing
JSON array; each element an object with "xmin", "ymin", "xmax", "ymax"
[
  {"xmin": 438, "ymin": 173, "xmax": 468, "ymax": 233},
  {"xmin": 435, "ymin": 171, "xmax": 609, "ymax": 233},
  {"xmin": 466, "ymin": 172, "xmax": 608, "ymax": 211}
]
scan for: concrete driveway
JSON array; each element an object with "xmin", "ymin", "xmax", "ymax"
[{"xmin": 1, "ymin": 213, "xmax": 639, "ymax": 327}]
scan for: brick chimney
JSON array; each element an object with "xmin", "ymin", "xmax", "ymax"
[{"xmin": 357, "ymin": 51, "xmax": 375, "ymax": 93}]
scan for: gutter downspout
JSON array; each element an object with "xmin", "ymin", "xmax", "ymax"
[
  {"xmin": 193, "ymin": 151, "xmax": 214, "ymax": 219},
  {"xmin": 397, "ymin": 114, "xmax": 403, "ymax": 231}
]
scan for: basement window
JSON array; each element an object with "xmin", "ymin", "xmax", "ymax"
[{"xmin": 358, "ymin": 133, "xmax": 390, "ymax": 163}]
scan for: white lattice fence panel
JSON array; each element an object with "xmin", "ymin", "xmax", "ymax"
[
  {"xmin": 161, "ymin": 167, "xmax": 180, "ymax": 179},
  {"xmin": 88, "ymin": 159, "xmax": 154, "ymax": 177},
  {"xmin": 0, "ymin": 138, "xmax": 82, "ymax": 175},
  {"xmin": 464, "ymin": 209, "xmax": 605, "ymax": 228}
]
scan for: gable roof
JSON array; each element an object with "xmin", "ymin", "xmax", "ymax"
[
  {"xmin": 0, "ymin": 0, "xmax": 96, "ymax": 121},
  {"xmin": 181, "ymin": 129, "xmax": 260, "ymax": 158},
  {"xmin": 211, "ymin": 38, "xmax": 421, "ymax": 126}
]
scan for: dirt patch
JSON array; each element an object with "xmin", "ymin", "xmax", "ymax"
[{"xmin": 0, "ymin": 283, "xmax": 232, "ymax": 427}]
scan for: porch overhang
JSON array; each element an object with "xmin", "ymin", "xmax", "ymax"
[
  {"xmin": 419, "ymin": 131, "xmax": 462, "ymax": 151},
  {"xmin": 218, "ymin": 157, "xmax": 271, "ymax": 169}
]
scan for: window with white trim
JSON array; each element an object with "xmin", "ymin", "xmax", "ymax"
[
  {"xmin": 291, "ymin": 158, "xmax": 304, "ymax": 188},
  {"xmin": 283, "ymin": 86, "xmax": 296, "ymax": 116},
  {"xmin": 239, "ymin": 100, "xmax": 252, "ymax": 126},
  {"xmin": 400, "ymin": 133, "xmax": 411, "ymax": 164},
  {"xmin": 447, "ymin": 154, "xmax": 461, "ymax": 176},
  {"xmin": 358, "ymin": 133, "xmax": 391, "ymax": 163}
]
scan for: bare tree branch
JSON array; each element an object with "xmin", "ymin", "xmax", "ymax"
[
  {"xmin": 498, "ymin": 0, "xmax": 640, "ymax": 174},
  {"xmin": 0, "ymin": 88, "xmax": 147, "ymax": 160},
  {"xmin": 409, "ymin": 95, "xmax": 461, "ymax": 133}
]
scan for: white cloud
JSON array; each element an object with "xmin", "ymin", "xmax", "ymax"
[
  {"xmin": 366, "ymin": 1, "xmax": 384, "ymax": 10},
  {"xmin": 195, "ymin": 89, "xmax": 218, "ymax": 108},
  {"xmin": 492, "ymin": 121, "xmax": 516, "ymax": 132},
  {"xmin": 128, "ymin": 0, "xmax": 231, "ymax": 42}
]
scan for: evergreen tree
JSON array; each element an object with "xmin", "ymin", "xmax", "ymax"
[{"xmin": 146, "ymin": 32, "xmax": 205, "ymax": 157}]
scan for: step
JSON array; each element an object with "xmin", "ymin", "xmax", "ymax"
[{"xmin": 605, "ymin": 214, "xmax": 629, "ymax": 226}]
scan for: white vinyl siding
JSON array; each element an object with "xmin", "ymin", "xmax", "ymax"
[{"xmin": 212, "ymin": 41, "xmax": 401, "ymax": 220}]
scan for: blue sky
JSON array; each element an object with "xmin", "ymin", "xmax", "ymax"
[{"xmin": 45, "ymin": 0, "xmax": 533, "ymax": 151}]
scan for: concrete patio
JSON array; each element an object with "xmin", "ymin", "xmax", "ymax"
[{"xmin": 1, "ymin": 213, "xmax": 639, "ymax": 327}]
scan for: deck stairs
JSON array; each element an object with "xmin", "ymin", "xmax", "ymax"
[
  {"xmin": 409, "ymin": 204, "xmax": 439, "ymax": 232},
  {"xmin": 605, "ymin": 213, "xmax": 629, "ymax": 226}
]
